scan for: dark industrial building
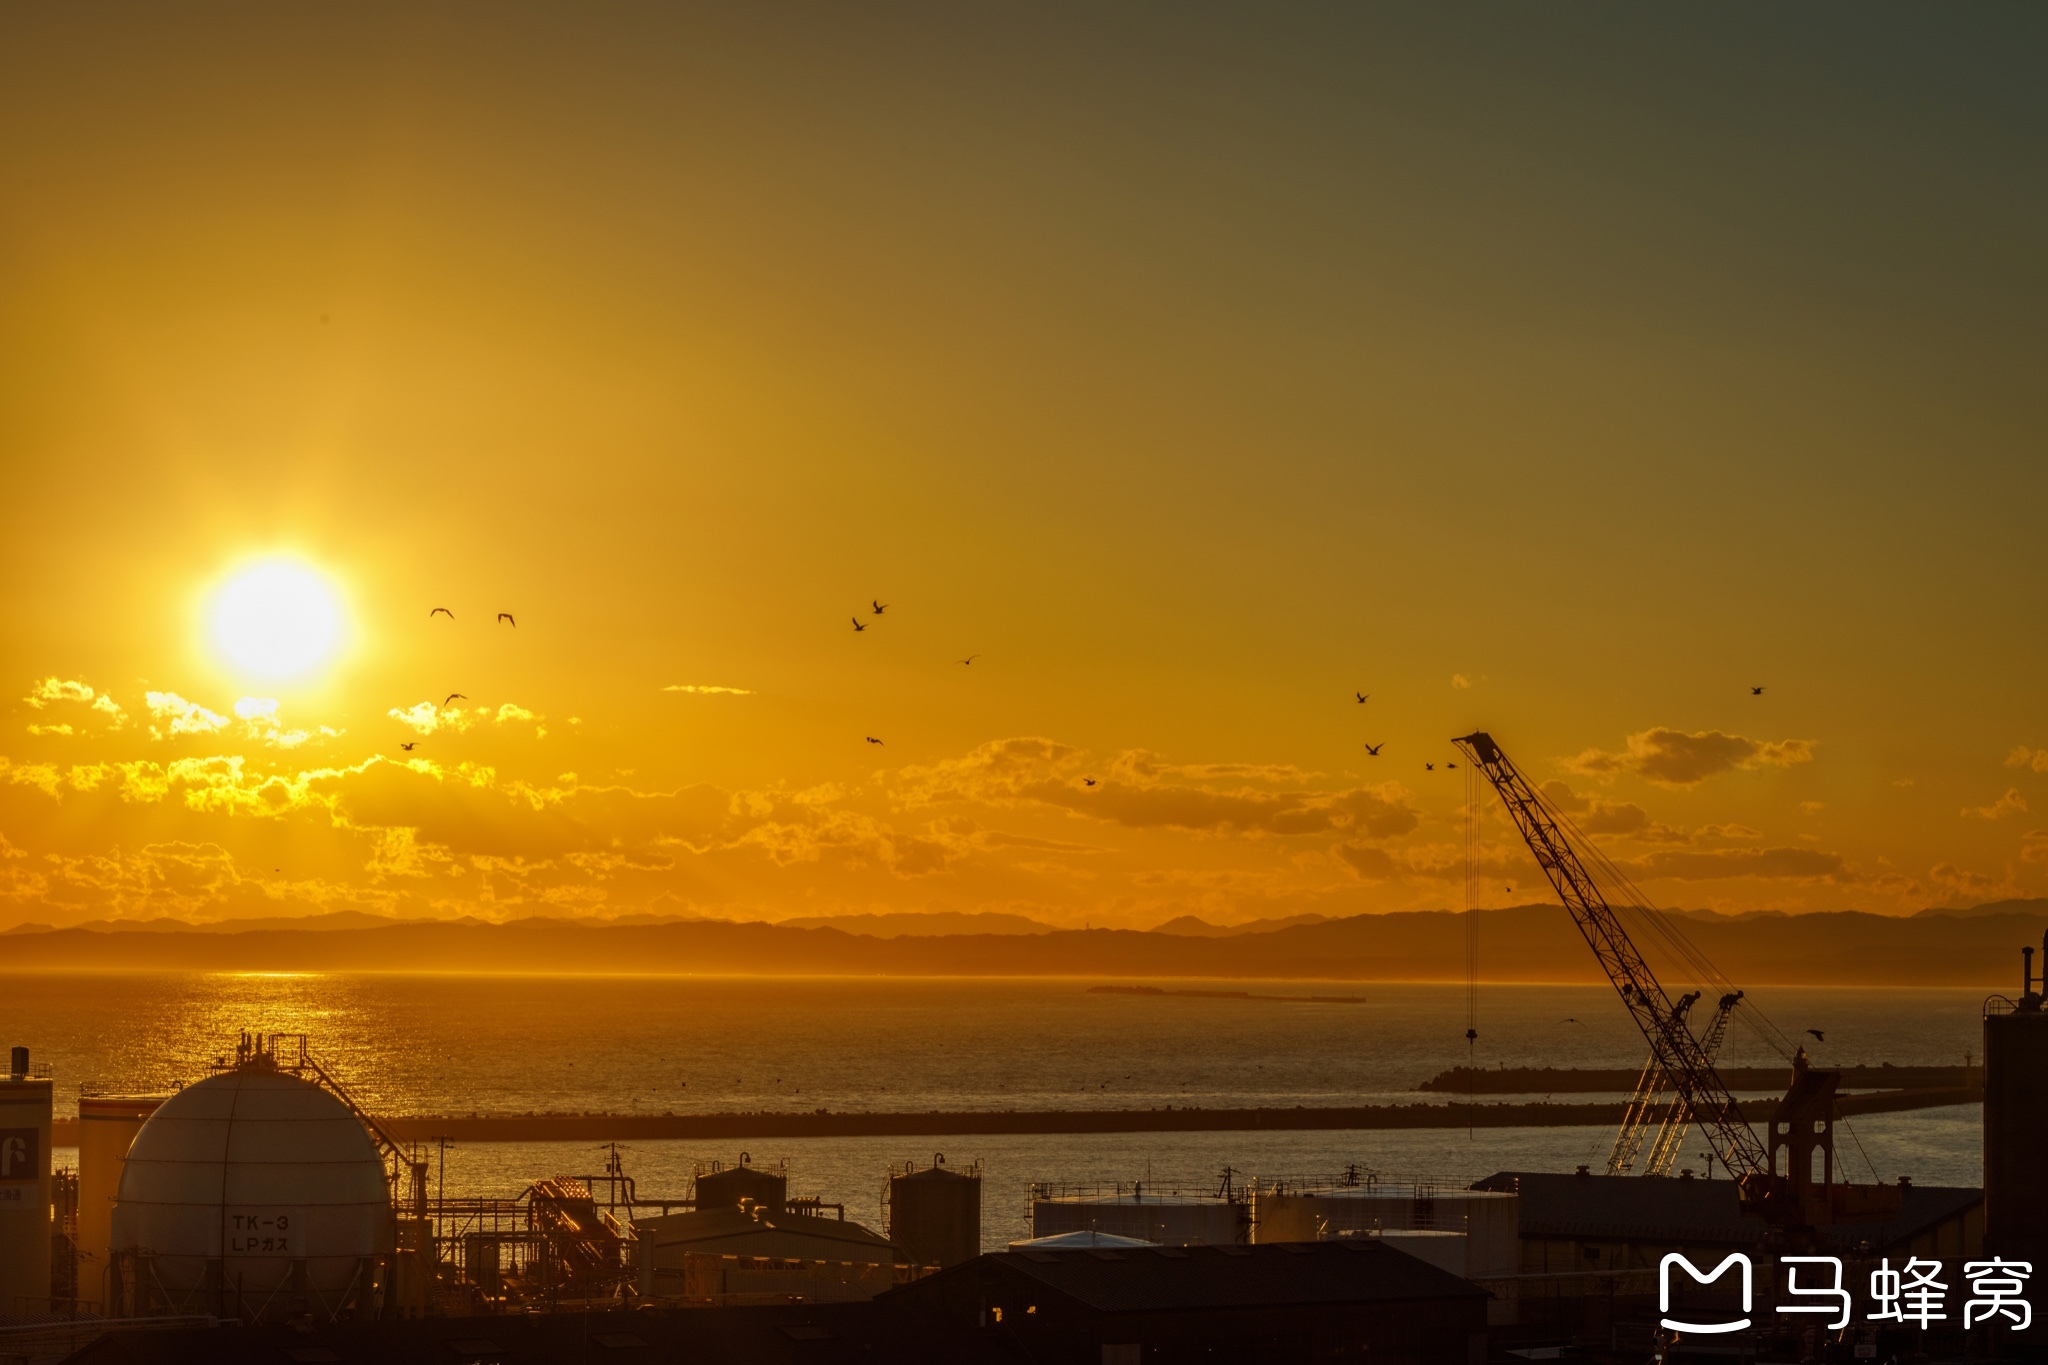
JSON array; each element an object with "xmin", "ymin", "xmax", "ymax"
[
  {"xmin": 879, "ymin": 1240, "xmax": 1489, "ymax": 1364},
  {"xmin": 58, "ymin": 1242, "xmax": 1489, "ymax": 1365},
  {"xmin": 1473, "ymin": 1168, "xmax": 1983, "ymax": 1271}
]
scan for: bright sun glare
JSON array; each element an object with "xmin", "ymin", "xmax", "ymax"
[{"xmin": 207, "ymin": 559, "xmax": 345, "ymax": 680}]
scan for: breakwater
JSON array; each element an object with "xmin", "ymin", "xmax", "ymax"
[{"xmin": 48, "ymin": 1086, "xmax": 1973, "ymax": 1147}]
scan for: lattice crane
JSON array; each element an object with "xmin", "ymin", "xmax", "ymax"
[
  {"xmin": 1608, "ymin": 990, "xmax": 1743, "ymax": 1176},
  {"xmin": 1452, "ymin": 732, "xmax": 1788, "ymax": 1219}
]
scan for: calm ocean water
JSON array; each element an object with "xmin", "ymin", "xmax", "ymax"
[{"xmin": 0, "ymin": 973, "xmax": 1988, "ymax": 1250}]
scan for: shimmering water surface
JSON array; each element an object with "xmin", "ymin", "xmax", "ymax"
[{"xmin": 0, "ymin": 973, "xmax": 1988, "ymax": 1250}]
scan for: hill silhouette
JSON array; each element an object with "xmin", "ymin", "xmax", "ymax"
[{"xmin": 0, "ymin": 902, "xmax": 2042, "ymax": 985}]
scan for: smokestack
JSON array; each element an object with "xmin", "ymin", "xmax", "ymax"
[
  {"xmin": 7, "ymin": 1047, "xmax": 23, "ymax": 1080},
  {"xmin": 2026, "ymin": 947, "xmax": 2035, "ymax": 1001}
]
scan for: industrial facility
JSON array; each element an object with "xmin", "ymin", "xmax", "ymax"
[{"xmin": 0, "ymin": 734, "xmax": 2042, "ymax": 1362}]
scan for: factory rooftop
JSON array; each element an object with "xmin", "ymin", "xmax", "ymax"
[
  {"xmin": 1473, "ymin": 1169, "xmax": 1982, "ymax": 1254},
  {"xmin": 940, "ymin": 1239, "xmax": 1489, "ymax": 1313}
]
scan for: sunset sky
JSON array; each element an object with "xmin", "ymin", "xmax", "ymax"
[{"xmin": 2, "ymin": 5, "xmax": 2044, "ymax": 929}]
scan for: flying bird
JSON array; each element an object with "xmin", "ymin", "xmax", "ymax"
[
  {"xmin": 429, "ymin": 607, "xmax": 453, "ymax": 619},
  {"xmin": 851, "ymin": 617, "xmax": 867, "ymax": 632},
  {"xmin": 1561, "ymin": 1017, "xmax": 1583, "ymax": 1025},
  {"xmin": 865, "ymin": 736, "xmax": 884, "ymax": 745},
  {"xmin": 442, "ymin": 693, "xmax": 467, "ymax": 707},
  {"xmin": 1751, "ymin": 686, "xmax": 1766, "ymax": 695},
  {"xmin": 872, "ymin": 600, "xmax": 889, "ymax": 615},
  {"xmin": 1083, "ymin": 777, "xmax": 1097, "ymax": 787},
  {"xmin": 1364, "ymin": 743, "xmax": 1383, "ymax": 756},
  {"xmin": 497, "ymin": 612, "xmax": 516, "ymax": 627},
  {"xmin": 400, "ymin": 742, "xmax": 418, "ymax": 751},
  {"xmin": 1424, "ymin": 762, "xmax": 1435, "ymax": 771},
  {"xmin": 1355, "ymin": 692, "xmax": 1369, "ymax": 704},
  {"xmin": 960, "ymin": 655, "xmax": 980, "ymax": 665},
  {"xmin": 1806, "ymin": 1028, "xmax": 1825, "ymax": 1043},
  {"xmin": 1446, "ymin": 761, "xmax": 1458, "ymax": 769}
]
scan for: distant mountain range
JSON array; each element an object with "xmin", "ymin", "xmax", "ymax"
[{"xmin": 2, "ymin": 901, "xmax": 2044, "ymax": 985}]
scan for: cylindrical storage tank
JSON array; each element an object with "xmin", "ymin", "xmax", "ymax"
[
  {"xmin": 888, "ymin": 1161, "xmax": 981, "ymax": 1267},
  {"xmin": 694, "ymin": 1157, "xmax": 786, "ymax": 1215},
  {"xmin": 1030, "ymin": 1191, "xmax": 1246, "ymax": 1246},
  {"xmin": 76, "ymin": 1095, "xmax": 167, "ymax": 1302},
  {"xmin": 1984, "ymin": 1000, "xmax": 2048, "ymax": 1271},
  {"xmin": 0, "ymin": 1049, "xmax": 53, "ymax": 1320},
  {"xmin": 111, "ymin": 1063, "xmax": 393, "ymax": 1319}
]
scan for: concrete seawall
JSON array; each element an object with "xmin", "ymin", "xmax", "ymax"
[{"xmin": 48, "ymin": 1086, "xmax": 1976, "ymax": 1146}]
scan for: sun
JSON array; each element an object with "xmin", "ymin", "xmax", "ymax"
[{"xmin": 206, "ymin": 558, "xmax": 346, "ymax": 680}]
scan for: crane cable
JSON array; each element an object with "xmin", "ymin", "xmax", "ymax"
[
  {"xmin": 1528, "ymin": 787, "xmax": 1801, "ymax": 1064},
  {"xmin": 1463, "ymin": 759, "xmax": 1480, "ymax": 1137}
]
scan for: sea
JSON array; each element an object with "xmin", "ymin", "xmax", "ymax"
[{"xmin": 0, "ymin": 973, "xmax": 1989, "ymax": 1251}]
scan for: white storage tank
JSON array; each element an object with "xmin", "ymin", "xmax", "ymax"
[
  {"xmin": 76, "ymin": 1094, "xmax": 168, "ymax": 1300},
  {"xmin": 1253, "ymin": 1184, "xmax": 1518, "ymax": 1276},
  {"xmin": 1030, "ymin": 1185, "xmax": 1248, "ymax": 1245},
  {"xmin": 110, "ymin": 1052, "xmax": 393, "ymax": 1318}
]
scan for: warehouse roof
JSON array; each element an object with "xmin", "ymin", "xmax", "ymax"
[
  {"xmin": 633, "ymin": 1205, "xmax": 898, "ymax": 1262},
  {"xmin": 1472, "ymin": 1170, "xmax": 1981, "ymax": 1251},
  {"xmin": 888, "ymin": 1239, "xmax": 1487, "ymax": 1316}
]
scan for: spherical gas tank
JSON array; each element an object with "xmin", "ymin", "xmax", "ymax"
[{"xmin": 111, "ymin": 1062, "xmax": 393, "ymax": 1314}]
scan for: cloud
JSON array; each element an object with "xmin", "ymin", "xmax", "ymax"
[
  {"xmin": 892, "ymin": 739, "xmax": 1410, "ymax": 839},
  {"xmin": 23, "ymin": 678, "xmax": 127, "ymax": 729},
  {"xmin": 2022, "ymin": 831, "xmax": 2048, "ymax": 865},
  {"xmin": 1625, "ymin": 845, "xmax": 1848, "ymax": 882},
  {"xmin": 1335, "ymin": 842, "xmax": 1400, "ymax": 879},
  {"xmin": 25, "ymin": 678, "xmax": 95, "ymax": 709},
  {"xmin": 2007, "ymin": 747, "xmax": 2048, "ymax": 774},
  {"xmin": 663, "ymin": 684, "xmax": 754, "ymax": 696},
  {"xmin": 1537, "ymin": 780, "xmax": 1650, "ymax": 837},
  {"xmin": 1963, "ymin": 788, "xmax": 2029, "ymax": 820},
  {"xmin": 1930, "ymin": 862, "xmax": 2012, "ymax": 901},
  {"xmin": 1034, "ymin": 779, "xmax": 1419, "ymax": 838},
  {"xmin": 231, "ymin": 697, "xmax": 329, "ymax": 749},
  {"xmin": 1451, "ymin": 674, "xmax": 1472, "ymax": 690},
  {"xmin": 1564, "ymin": 728, "xmax": 1816, "ymax": 786},
  {"xmin": 145, "ymin": 692, "xmax": 230, "ymax": 736}
]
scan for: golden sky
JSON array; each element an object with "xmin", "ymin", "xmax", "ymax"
[{"xmin": 1, "ymin": 6, "xmax": 2044, "ymax": 929}]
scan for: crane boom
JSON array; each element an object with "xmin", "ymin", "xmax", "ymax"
[
  {"xmin": 1452, "ymin": 732, "xmax": 1778, "ymax": 1209},
  {"xmin": 1644, "ymin": 990, "xmax": 1743, "ymax": 1177},
  {"xmin": 1607, "ymin": 990, "xmax": 1697, "ymax": 1175}
]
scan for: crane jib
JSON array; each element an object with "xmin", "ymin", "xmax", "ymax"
[{"xmin": 1450, "ymin": 732, "xmax": 1778, "ymax": 1204}]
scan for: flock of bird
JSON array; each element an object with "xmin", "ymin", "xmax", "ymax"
[
  {"xmin": 1354, "ymin": 683, "xmax": 1769, "ymax": 771},
  {"xmin": 392, "ymin": 610, "xmax": 517, "ymax": 754},
  {"xmin": 845, "ymin": 597, "xmax": 987, "ymax": 751}
]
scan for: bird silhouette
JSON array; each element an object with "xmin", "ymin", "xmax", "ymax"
[
  {"xmin": 1446, "ymin": 761, "xmax": 1458, "ymax": 769},
  {"xmin": 1561, "ymin": 1017, "xmax": 1583, "ymax": 1025},
  {"xmin": 866, "ymin": 736, "xmax": 884, "ymax": 745},
  {"xmin": 442, "ymin": 693, "xmax": 467, "ymax": 708},
  {"xmin": 872, "ymin": 600, "xmax": 889, "ymax": 615},
  {"xmin": 1806, "ymin": 1028, "xmax": 1825, "ymax": 1043},
  {"xmin": 1355, "ymin": 692, "xmax": 1369, "ymax": 704},
  {"xmin": 1364, "ymin": 743, "xmax": 1383, "ymax": 756},
  {"xmin": 1751, "ymin": 686, "xmax": 1766, "ymax": 695},
  {"xmin": 851, "ymin": 618, "xmax": 867, "ymax": 632},
  {"xmin": 960, "ymin": 655, "xmax": 980, "ymax": 665},
  {"xmin": 1424, "ymin": 762, "xmax": 1435, "ymax": 771},
  {"xmin": 1083, "ymin": 778, "xmax": 1097, "ymax": 787},
  {"xmin": 429, "ymin": 607, "xmax": 453, "ymax": 619},
  {"xmin": 400, "ymin": 742, "xmax": 418, "ymax": 751},
  {"xmin": 497, "ymin": 612, "xmax": 516, "ymax": 627}
]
